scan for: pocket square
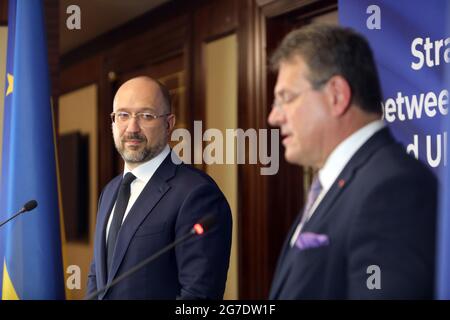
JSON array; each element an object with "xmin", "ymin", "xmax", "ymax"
[{"xmin": 295, "ymin": 232, "xmax": 329, "ymax": 251}]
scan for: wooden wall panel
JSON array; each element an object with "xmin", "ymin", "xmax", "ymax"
[
  {"xmin": 198, "ymin": 0, "xmax": 238, "ymax": 41},
  {"xmin": 236, "ymin": 0, "xmax": 269, "ymax": 299},
  {"xmin": 60, "ymin": 55, "xmax": 103, "ymax": 95},
  {"xmin": 105, "ymin": 15, "xmax": 188, "ymax": 72},
  {"xmin": 0, "ymin": 0, "xmax": 7, "ymax": 25}
]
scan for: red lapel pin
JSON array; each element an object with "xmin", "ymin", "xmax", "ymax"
[{"xmin": 338, "ymin": 179, "xmax": 346, "ymax": 188}]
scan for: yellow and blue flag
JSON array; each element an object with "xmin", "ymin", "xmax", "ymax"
[{"xmin": 0, "ymin": 0, "xmax": 65, "ymax": 299}]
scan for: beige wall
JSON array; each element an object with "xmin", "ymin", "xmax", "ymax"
[
  {"xmin": 59, "ymin": 84, "xmax": 98, "ymax": 299},
  {"xmin": 205, "ymin": 34, "xmax": 239, "ymax": 299},
  {"xmin": 0, "ymin": 26, "xmax": 8, "ymax": 172}
]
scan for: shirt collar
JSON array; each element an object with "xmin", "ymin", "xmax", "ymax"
[
  {"xmin": 123, "ymin": 145, "xmax": 170, "ymax": 185},
  {"xmin": 318, "ymin": 120, "xmax": 385, "ymax": 192}
]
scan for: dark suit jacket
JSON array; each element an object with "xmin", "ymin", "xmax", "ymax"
[
  {"xmin": 270, "ymin": 128, "xmax": 437, "ymax": 299},
  {"xmin": 87, "ymin": 152, "xmax": 232, "ymax": 299}
]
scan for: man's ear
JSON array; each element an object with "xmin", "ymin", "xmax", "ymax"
[
  {"xmin": 167, "ymin": 114, "xmax": 176, "ymax": 132},
  {"xmin": 325, "ymin": 75, "xmax": 351, "ymax": 117}
]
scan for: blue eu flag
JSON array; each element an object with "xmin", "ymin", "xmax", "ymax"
[{"xmin": 0, "ymin": 0, "xmax": 65, "ymax": 299}]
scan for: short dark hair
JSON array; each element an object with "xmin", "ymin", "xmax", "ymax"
[{"xmin": 270, "ymin": 24, "xmax": 383, "ymax": 114}]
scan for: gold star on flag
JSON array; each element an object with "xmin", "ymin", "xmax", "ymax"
[{"xmin": 6, "ymin": 73, "xmax": 14, "ymax": 96}]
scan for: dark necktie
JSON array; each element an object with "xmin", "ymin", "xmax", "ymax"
[{"xmin": 106, "ymin": 172, "xmax": 136, "ymax": 274}]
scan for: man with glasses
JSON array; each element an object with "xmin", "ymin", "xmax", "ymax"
[
  {"xmin": 268, "ymin": 24, "xmax": 437, "ymax": 299},
  {"xmin": 86, "ymin": 76, "xmax": 232, "ymax": 299}
]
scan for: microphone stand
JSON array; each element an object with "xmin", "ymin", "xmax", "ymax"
[
  {"xmin": 85, "ymin": 229, "xmax": 197, "ymax": 300},
  {"xmin": 0, "ymin": 206, "xmax": 34, "ymax": 228}
]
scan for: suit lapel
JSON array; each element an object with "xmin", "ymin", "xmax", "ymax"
[
  {"xmin": 304, "ymin": 128, "xmax": 395, "ymax": 231},
  {"xmin": 103, "ymin": 154, "xmax": 177, "ymax": 294},
  {"xmin": 302, "ymin": 168, "xmax": 356, "ymax": 232},
  {"xmin": 95, "ymin": 176, "xmax": 121, "ymax": 290}
]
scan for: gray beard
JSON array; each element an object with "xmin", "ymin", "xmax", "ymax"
[{"xmin": 115, "ymin": 138, "xmax": 166, "ymax": 164}]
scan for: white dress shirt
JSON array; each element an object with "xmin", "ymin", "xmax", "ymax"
[
  {"xmin": 290, "ymin": 120, "xmax": 385, "ymax": 247},
  {"xmin": 105, "ymin": 145, "xmax": 171, "ymax": 240}
]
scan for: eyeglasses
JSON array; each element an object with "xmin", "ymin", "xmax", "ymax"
[
  {"xmin": 271, "ymin": 87, "xmax": 318, "ymax": 110},
  {"xmin": 110, "ymin": 111, "xmax": 171, "ymax": 127},
  {"xmin": 272, "ymin": 80, "xmax": 328, "ymax": 110}
]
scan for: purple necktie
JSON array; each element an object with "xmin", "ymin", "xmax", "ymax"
[
  {"xmin": 302, "ymin": 175, "xmax": 323, "ymax": 223},
  {"xmin": 291, "ymin": 175, "xmax": 323, "ymax": 246}
]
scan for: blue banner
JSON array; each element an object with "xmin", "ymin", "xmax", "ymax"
[
  {"xmin": 340, "ymin": 0, "xmax": 448, "ymax": 171},
  {"xmin": 0, "ymin": 0, "xmax": 65, "ymax": 299},
  {"xmin": 339, "ymin": 0, "xmax": 449, "ymax": 299}
]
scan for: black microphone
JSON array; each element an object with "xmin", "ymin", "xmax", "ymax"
[
  {"xmin": 0, "ymin": 200, "xmax": 38, "ymax": 228},
  {"xmin": 85, "ymin": 213, "xmax": 217, "ymax": 300}
]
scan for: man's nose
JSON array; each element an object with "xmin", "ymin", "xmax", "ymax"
[
  {"xmin": 125, "ymin": 116, "xmax": 141, "ymax": 132},
  {"xmin": 268, "ymin": 106, "xmax": 285, "ymax": 127}
]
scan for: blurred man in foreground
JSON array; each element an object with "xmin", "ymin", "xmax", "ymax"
[{"xmin": 268, "ymin": 24, "xmax": 437, "ymax": 299}]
